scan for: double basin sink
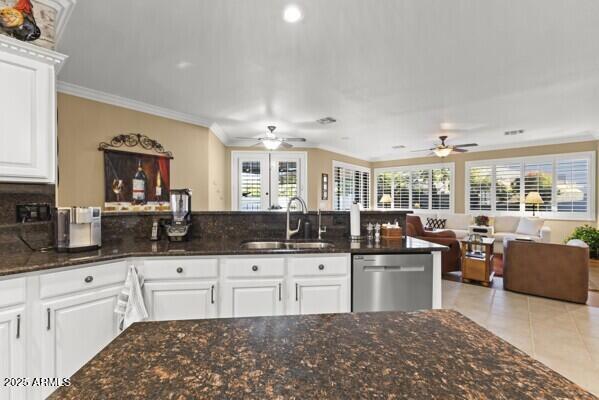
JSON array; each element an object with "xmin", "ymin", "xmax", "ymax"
[{"xmin": 240, "ymin": 241, "xmax": 335, "ymax": 250}]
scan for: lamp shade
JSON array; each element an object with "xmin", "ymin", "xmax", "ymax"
[
  {"xmin": 525, "ymin": 191, "xmax": 544, "ymax": 204},
  {"xmin": 379, "ymin": 194, "xmax": 392, "ymax": 204}
]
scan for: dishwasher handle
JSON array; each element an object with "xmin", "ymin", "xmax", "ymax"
[{"xmin": 362, "ymin": 265, "xmax": 425, "ymax": 272}]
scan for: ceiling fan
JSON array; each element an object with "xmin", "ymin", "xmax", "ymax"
[
  {"xmin": 235, "ymin": 126, "xmax": 307, "ymax": 150},
  {"xmin": 411, "ymin": 135, "xmax": 478, "ymax": 158}
]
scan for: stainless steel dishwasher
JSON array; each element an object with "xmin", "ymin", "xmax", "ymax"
[{"xmin": 352, "ymin": 254, "xmax": 433, "ymax": 312}]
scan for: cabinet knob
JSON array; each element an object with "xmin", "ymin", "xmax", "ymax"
[
  {"xmin": 318, "ymin": 264, "xmax": 325, "ymax": 270},
  {"xmin": 252, "ymin": 265, "xmax": 259, "ymax": 272},
  {"xmin": 84, "ymin": 275, "xmax": 93, "ymax": 283},
  {"xmin": 176, "ymin": 267, "xmax": 183, "ymax": 273}
]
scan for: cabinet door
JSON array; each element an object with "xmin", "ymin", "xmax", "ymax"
[
  {"xmin": 40, "ymin": 286, "xmax": 121, "ymax": 397},
  {"xmin": 221, "ymin": 280, "xmax": 284, "ymax": 318},
  {"xmin": 0, "ymin": 307, "xmax": 26, "ymax": 400},
  {"xmin": 143, "ymin": 281, "xmax": 217, "ymax": 321},
  {"xmin": 289, "ymin": 278, "xmax": 349, "ymax": 315},
  {"xmin": 0, "ymin": 50, "xmax": 55, "ymax": 183}
]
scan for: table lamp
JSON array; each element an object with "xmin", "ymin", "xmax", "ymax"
[
  {"xmin": 525, "ymin": 192, "xmax": 544, "ymax": 216},
  {"xmin": 379, "ymin": 194, "xmax": 392, "ymax": 208}
]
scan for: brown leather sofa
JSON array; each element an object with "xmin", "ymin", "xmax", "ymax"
[
  {"xmin": 503, "ymin": 239, "xmax": 589, "ymax": 304},
  {"xmin": 406, "ymin": 215, "xmax": 461, "ymax": 273}
]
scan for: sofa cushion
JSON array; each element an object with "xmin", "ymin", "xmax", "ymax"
[
  {"xmin": 425, "ymin": 217, "xmax": 446, "ymax": 230},
  {"xmin": 516, "ymin": 217, "xmax": 544, "ymax": 236},
  {"xmin": 439, "ymin": 213, "xmax": 472, "ymax": 230},
  {"xmin": 494, "ymin": 216, "xmax": 521, "ymax": 233}
]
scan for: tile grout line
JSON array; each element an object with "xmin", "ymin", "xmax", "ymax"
[{"xmin": 527, "ymin": 296, "xmax": 536, "ymax": 356}]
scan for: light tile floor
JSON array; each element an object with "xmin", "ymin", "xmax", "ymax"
[{"xmin": 442, "ymin": 279, "xmax": 599, "ymax": 396}]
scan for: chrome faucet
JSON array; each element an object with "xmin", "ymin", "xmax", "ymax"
[
  {"xmin": 317, "ymin": 208, "xmax": 327, "ymax": 240},
  {"xmin": 286, "ymin": 196, "xmax": 308, "ymax": 240}
]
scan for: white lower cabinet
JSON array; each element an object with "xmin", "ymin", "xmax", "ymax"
[
  {"xmin": 0, "ymin": 306, "xmax": 26, "ymax": 400},
  {"xmin": 289, "ymin": 277, "xmax": 349, "ymax": 315},
  {"xmin": 143, "ymin": 280, "xmax": 217, "ymax": 321},
  {"xmin": 221, "ymin": 279, "xmax": 285, "ymax": 318},
  {"xmin": 39, "ymin": 285, "xmax": 122, "ymax": 398}
]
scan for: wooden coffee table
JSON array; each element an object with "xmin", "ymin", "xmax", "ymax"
[{"xmin": 460, "ymin": 237, "xmax": 495, "ymax": 286}]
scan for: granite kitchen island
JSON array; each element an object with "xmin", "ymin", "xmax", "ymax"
[{"xmin": 50, "ymin": 309, "xmax": 594, "ymax": 399}]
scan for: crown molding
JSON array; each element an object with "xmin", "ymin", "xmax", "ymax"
[
  {"xmin": 208, "ymin": 123, "xmax": 230, "ymax": 145},
  {"xmin": 0, "ymin": 35, "xmax": 67, "ymax": 68},
  {"xmin": 57, "ymin": 81, "xmax": 212, "ymax": 128}
]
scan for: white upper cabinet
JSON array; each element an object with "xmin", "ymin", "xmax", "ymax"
[{"xmin": 0, "ymin": 36, "xmax": 66, "ymax": 183}]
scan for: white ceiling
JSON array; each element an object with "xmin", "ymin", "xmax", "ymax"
[{"xmin": 57, "ymin": 0, "xmax": 599, "ymax": 161}]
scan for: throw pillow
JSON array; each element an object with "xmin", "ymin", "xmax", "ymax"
[
  {"xmin": 426, "ymin": 218, "xmax": 447, "ymax": 230},
  {"xmin": 515, "ymin": 218, "xmax": 544, "ymax": 236}
]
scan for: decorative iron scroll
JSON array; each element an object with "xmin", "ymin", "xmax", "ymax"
[{"xmin": 98, "ymin": 133, "xmax": 173, "ymax": 158}]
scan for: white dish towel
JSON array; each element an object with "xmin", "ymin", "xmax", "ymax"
[{"xmin": 115, "ymin": 265, "xmax": 148, "ymax": 330}]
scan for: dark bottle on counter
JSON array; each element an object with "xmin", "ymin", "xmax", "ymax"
[
  {"xmin": 304, "ymin": 219, "xmax": 312, "ymax": 239},
  {"xmin": 132, "ymin": 160, "xmax": 147, "ymax": 204}
]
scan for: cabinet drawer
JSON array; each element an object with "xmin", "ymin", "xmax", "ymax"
[
  {"xmin": 222, "ymin": 258, "xmax": 285, "ymax": 278},
  {"xmin": 288, "ymin": 256, "xmax": 348, "ymax": 276},
  {"xmin": 138, "ymin": 258, "xmax": 218, "ymax": 280},
  {"xmin": 40, "ymin": 261, "xmax": 128, "ymax": 299},
  {"xmin": 0, "ymin": 277, "xmax": 25, "ymax": 307}
]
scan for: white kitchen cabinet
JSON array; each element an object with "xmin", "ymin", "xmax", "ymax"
[
  {"xmin": 0, "ymin": 306, "xmax": 26, "ymax": 400},
  {"xmin": 221, "ymin": 279, "xmax": 285, "ymax": 318},
  {"xmin": 0, "ymin": 36, "xmax": 66, "ymax": 183},
  {"xmin": 288, "ymin": 277, "xmax": 349, "ymax": 315},
  {"xmin": 143, "ymin": 280, "xmax": 217, "ymax": 321},
  {"xmin": 39, "ymin": 285, "xmax": 121, "ymax": 398}
]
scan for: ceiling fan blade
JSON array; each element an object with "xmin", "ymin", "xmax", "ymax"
[
  {"xmin": 280, "ymin": 142, "xmax": 293, "ymax": 149},
  {"xmin": 251, "ymin": 142, "xmax": 263, "ymax": 147},
  {"xmin": 453, "ymin": 143, "xmax": 478, "ymax": 148},
  {"xmin": 410, "ymin": 148, "xmax": 434, "ymax": 152},
  {"xmin": 281, "ymin": 137, "xmax": 306, "ymax": 142},
  {"xmin": 234, "ymin": 137, "xmax": 262, "ymax": 141},
  {"xmin": 452, "ymin": 148, "xmax": 468, "ymax": 153}
]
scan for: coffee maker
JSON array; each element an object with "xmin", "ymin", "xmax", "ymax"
[{"xmin": 166, "ymin": 189, "xmax": 192, "ymax": 241}]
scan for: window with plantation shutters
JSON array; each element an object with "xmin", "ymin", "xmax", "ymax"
[
  {"xmin": 466, "ymin": 152, "xmax": 594, "ymax": 220},
  {"xmin": 468, "ymin": 165, "xmax": 492, "ymax": 211},
  {"xmin": 374, "ymin": 164, "xmax": 454, "ymax": 212},
  {"xmin": 333, "ymin": 161, "xmax": 371, "ymax": 210}
]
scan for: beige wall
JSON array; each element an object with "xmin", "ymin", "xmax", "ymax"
[
  {"xmin": 224, "ymin": 147, "xmax": 370, "ymax": 210},
  {"xmin": 372, "ymin": 140, "xmax": 599, "ymax": 243},
  {"xmin": 57, "ymin": 93, "xmax": 223, "ymax": 211},
  {"xmin": 207, "ymin": 130, "xmax": 227, "ymax": 210}
]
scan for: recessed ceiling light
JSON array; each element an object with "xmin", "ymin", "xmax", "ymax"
[
  {"xmin": 176, "ymin": 61, "xmax": 193, "ymax": 69},
  {"xmin": 392, "ymin": 145, "xmax": 406, "ymax": 149},
  {"xmin": 317, "ymin": 117, "xmax": 336, "ymax": 125},
  {"xmin": 283, "ymin": 5, "xmax": 303, "ymax": 23},
  {"xmin": 504, "ymin": 129, "xmax": 525, "ymax": 136}
]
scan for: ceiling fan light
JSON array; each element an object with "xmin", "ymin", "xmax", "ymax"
[
  {"xmin": 433, "ymin": 147, "xmax": 453, "ymax": 158},
  {"xmin": 263, "ymin": 139, "xmax": 282, "ymax": 150}
]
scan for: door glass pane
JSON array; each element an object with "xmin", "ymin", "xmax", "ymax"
[
  {"xmin": 469, "ymin": 166, "xmax": 492, "ymax": 211},
  {"xmin": 524, "ymin": 161, "xmax": 552, "ymax": 212},
  {"xmin": 277, "ymin": 161, "xmax": 298, "ymax": 210},
  {"xmin": 556, "ymin": 159, "xmax": 589, "ymax": 213},
  {"xmin": 431, "ymin": 168, "xmax": 451, "ymax": 210},
  {"xmin": 240, "ymin": 161, "xmax": 262, "ymax": 211}
]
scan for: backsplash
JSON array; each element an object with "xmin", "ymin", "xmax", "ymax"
[{"xmin": 101, "ymin": 211, "xmax": 409, "ymax": 243}]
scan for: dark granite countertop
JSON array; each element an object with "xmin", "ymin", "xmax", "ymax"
[
  {"xmin": 0, "ymin": 236, "xmax": 446, "ymax": 277},
  {"xmin": 50, "ymin": 309, "xmax": 595, "ymax": 399}
]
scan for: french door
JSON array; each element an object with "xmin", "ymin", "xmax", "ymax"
[{"xmin": 232, "ymin": 152, "xmax": 307, "ymax": 211}]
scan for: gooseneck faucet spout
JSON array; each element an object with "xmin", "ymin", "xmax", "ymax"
[{"xmin": 286, "ymin": 196, "xmax": 308, "ymax": 240}]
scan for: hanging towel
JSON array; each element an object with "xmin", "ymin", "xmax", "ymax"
[{"xmin": 115, "ymin": 265, "xmax": 148, "ymax": 330}]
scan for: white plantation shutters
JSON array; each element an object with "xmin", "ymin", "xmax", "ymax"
[
  {"xmin": 524, "ymin": 161, "xmax": 552, "ymax": 212},
  {"xmin": 333, "ymin": 162, "xmax": 371, "ymax": 210},
  {"xmin": 466, "ymin": 152, "xmax": 594, "ymax": 219},
  {"xmin": 556, "ymin": 158, "xmax": 589, "ymax": 214},
  {"xmin": 374, "ymin": 164, "xmax": 454, "ymax": 211},
  {"xmin": 495, "ymin": 163, "xmax": 521, "ymax": 212}
]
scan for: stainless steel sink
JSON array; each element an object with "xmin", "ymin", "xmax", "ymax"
[{"xmin": 240, "ymin": 241, "xmax": 335, "ymax": 250}]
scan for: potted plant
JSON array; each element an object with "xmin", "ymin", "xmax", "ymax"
[
  {"xmin": 474, "ymin": 215, "xmax": 490, "ymax": 226},
  {"xmin": 566, "ymin": 225, "xmax": 599, "ymax": 259}
]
